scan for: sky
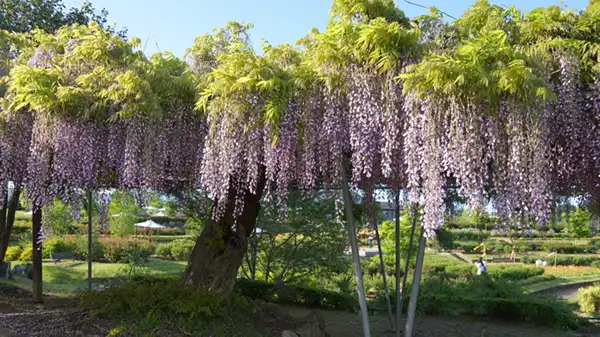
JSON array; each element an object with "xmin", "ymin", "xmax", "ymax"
[{"xmin": 64, "ymin": 0, "xmax": 590, "ymax": 58}]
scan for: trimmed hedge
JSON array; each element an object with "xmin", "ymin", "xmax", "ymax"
[
  {"xmin": 390, "ymin": 278, "xmax": 580, "ymax": 330},
  {"xmin": 100, "ymin": 237, "xmax": 155, "ymax": 263},
  {"xmin": 487, "ymin": 264, "xmax": 544, "ymax": 281},
  {"xmin": 18, "ymin": 247, "xmax": 33, "ymax": 261},
  {"xmin": 522, "ymin": 255, "xmax": 600, "ymax": 267},
  {"xmin": 234, "ymin": 279, "xmax": 357, "ymax": 311},
  {"xmin": 578, "ymin": 283, "xmax": 600, "ymax": 314},
  {"xmin": 452, "ymin": 239, "xmax": 594, "ymax": 254},
  {"xmin": 5, "ymin": 246, "xmax": 23, "ymax": 261},
  {"xmin": 42, "ymin": 237, "xmax": 76, "ymax": 259},
  {"xmin": 154, "ymin": 239, "xmax": 195, "ymax": 261}
]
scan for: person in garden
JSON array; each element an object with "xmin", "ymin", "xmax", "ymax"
[{"xmin": 476, "ymin": 257, "xmax": 488, "ymax": 276}]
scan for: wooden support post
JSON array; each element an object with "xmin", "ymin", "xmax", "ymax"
[
  {"xmin": 373, "ymin": 211, "xmax": 393, "ymax": 330},
  {"xmin": 404, "ymin": 227, "xmax": 426, "ymax": 337},
  {"xmin": 87, "ymin": 190, "xmax": 93, "ymax": 291},
  {"xmin": 32, "ymin": 207, "xmax": 43, "ymax": 303},
  {"xmin": 394, "ymin": 191, "xmax": 402, "ymax": 336},
  {"xmin": 399, "ymin": 203, "xmax": 418, "ymax": 319},
  {"xmin": 341, "ymin": 162, "xmax": 371, "ymax": 337}
]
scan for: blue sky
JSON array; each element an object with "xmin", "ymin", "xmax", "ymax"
[{"xmin": 65, "ymin": 0, "xmax": 590, "ymax": 57}]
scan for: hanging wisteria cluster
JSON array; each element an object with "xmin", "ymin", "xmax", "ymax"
[{"xmin": 2, "ymin": 1, "xmax": 600, "ymax": 241}]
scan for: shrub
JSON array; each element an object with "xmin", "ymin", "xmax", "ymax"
[
  {"xmin": 450, "ymin": 229, "xmax": 490, "ymax": 241},
  {"xmin": 169, "ymin": 239, "xmax": 195, "ymax": 261},
  {"xmin": 42, "ymin": 238, "xmax": 76, "ymax": 259},
  {"xmin": 155, "ymin": 243, "xmax": 172, "ymax": 259},
  {"xmin": 578, "ymin": 283, "xmax": 600, "ymax": 314},
  {"xmin": 488, "ymin": 265, "xmax": 544, "ymax": 281},
  {"xmin": 454, "ymin": 241, "xmax": 478, "ymax": 252},
  {"xmin": 18, "ymin": 247, "xmax": 33, "ymax": 261},
  {"xmin": 11, "ymin": 221, "xmax": 31, "ymax": 235},
  {"xmin": 518, "ymin": 274, "xmax": 556, "ymax": 286},
  {"xmin": 79, "ymin": 279, "xmax": 259, "ymax": 336},
  {"xmin": 523, "ymin": 255, "xmax": 600, "ymax": 267},
  {"xmin": 5, "ymin": 246, "xmax": 23, "ymax": 261},
  {"xmin": 73, "ymin": 234, "xmax": 103, "ymax": 261},
  {"xmin": 235, "ymin": 279, "xmax": 357, "ymax": 312},
  {"xmin": 101, "ymin": 237, "xmax": 155, "ymax": 263},
  {"xmin": 401, "ymin": 278, "xmax": 580, "ymax": 330}
]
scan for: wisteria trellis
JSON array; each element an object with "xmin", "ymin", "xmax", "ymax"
[{"xmin": 1, "ymin": 1, "xmax": 600, "ymax": 241}]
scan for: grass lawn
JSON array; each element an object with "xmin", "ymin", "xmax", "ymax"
[
  {"xmin": 1, "ymin": 258, "xmax": 186, "ymax": 296},
  {"xmin": 14, "ymin": 210, "xmax": 32, "ymax": 221}
]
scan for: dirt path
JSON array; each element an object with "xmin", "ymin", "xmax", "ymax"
[
  {"xmin": 538, "ymin": 281, "xmax": 598, "ymax": 301},
  {"xmin": 286, "ymin": 307, "xmax": 600, "ymax": 337}
]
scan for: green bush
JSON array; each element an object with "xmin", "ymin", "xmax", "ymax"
[
  {"xmin": 399, "ymin": 278, "xmax": 580, "ymax": 330},
  {"xmin": 73, "ymin": 234, "xmax": 103, "ymax": 261},
  {"xmin": 488, "ymin": 265, "xmax": 544, "ymax": 281},
  {"xmin": 170, "ymin": 239, "xmax": 195, "ymax": 261},
  {"xmin": 11, "ymin": 221, "xmax": 31, "ymax": 235},
  {"xmin": 540, "ymin": 242, "xmax": 588, "ymax": 254},
  {"xmin": 42, "ymin": 238, "xmax": 76, "ymax": 259},
  {"xmin": 522, "ymin": 255, "xmax": 600, "ymax": 267},
  {"xmin": 5, "ymin": 246, "xmax": 23, "ymax": 261},
  {"xmin": 79, "ymin": 279, "xmax": 259, "ymax": 336},
  {"xmin": 454, "ymin": 241, "xmax": 478, "ymax": 252},
  {"xmin": 101, "ymin": 237, "xmax": 155, "ymax": 263},
  {"xmin": 518, "ymin": 274, "xmax": 556, "ymax": 286},
  {"xmin": 235, "ymin": 279, "xmax": 357, "ymax": 311},
  {"xmin": 18, "ymin": 247, "xmax": 33, "ymax": 261},
  {"xmin": 154, "ymin": 243, "xmax": 172, "ymax": 259},
  {"xmin": 450, "ymin": 229, "xmax": 490, "ymax": 241},
  {"xmin": 578, "ymin": 283, "xmax": 600, "ymax": 314}
]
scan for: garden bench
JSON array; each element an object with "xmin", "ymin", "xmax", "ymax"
[{"xmin": 50, "ymin": 251, "xmax": 74, "ymax": 263}]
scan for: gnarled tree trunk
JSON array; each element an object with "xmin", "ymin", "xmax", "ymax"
[
  {"xmin": 181, "ymin": 176, "xmax": 265, "ymax": 297},
  {"xmin": 0, "ymin": 188, "xmax": 22, "ymax": 266}
]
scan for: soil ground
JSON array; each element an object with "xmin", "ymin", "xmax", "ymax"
[{"xmin": 1, "ymin": 283, "xmax": 600, "ymax": 337}]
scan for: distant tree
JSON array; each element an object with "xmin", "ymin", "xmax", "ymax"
[
  {"xmin": 42, "ymin": 198, "xmax": 76, "ymax": 236},
  {"xmin": 242, "ymin": 192, "xmax": 348, "ymax": 284},
  {"xmin": 109, "ymin": 191, "xmax": 139, "ymax": 237},
  {"xmin": 0, "ymin": 0, "xmax": 126, "ymax": 36},
  {"xmin": 569, "ymin": 207, "xmax": 592, "ymax": 239},
  {"xmin": 379, "ymin": 210, "xmax": 420, "ymax": 267}
]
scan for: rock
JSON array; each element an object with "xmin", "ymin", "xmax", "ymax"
[
  {"xmin": 0, "ymin": 262, "xmax": 11, "ymax": 279},
  {"xmin": 295, "ymin": 311, "xmax": 330, "ymax": 337},
  {"xmin": 12, "ymin": 263, "xmax": 32, "ymax": 279},
  {"xmin": 282, "ymin": 331, "xmax": 299, "ymax": 337}
]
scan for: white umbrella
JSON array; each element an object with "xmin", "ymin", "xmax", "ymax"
[
  {"xmin": 135, "ymin": 220, "xmax": 166, "ymax": 229},
  {"xmin": 152, "ymin": 211, "xmax": 167, "ymax": 217}
]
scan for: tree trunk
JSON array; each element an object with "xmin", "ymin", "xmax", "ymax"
[
  {"xmin": 32, "ymin": 207, "xmax": 43, "ymax": 303},
  {"xmin": 181, "ymin": 177, "xmax": 265, "ymax": 297},
  {"xmin": 0, "ymin": 188, "xmax": 21, "ymax": 266}
]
